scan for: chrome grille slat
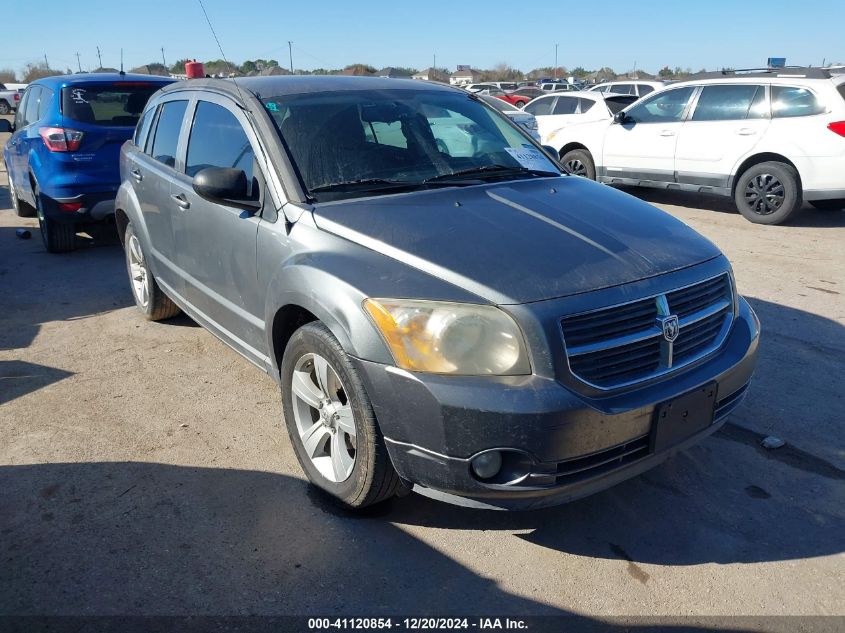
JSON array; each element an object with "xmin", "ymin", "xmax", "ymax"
[{"xmin": 561, "ymin": 274, "xmax": 734, "ymax": 390}]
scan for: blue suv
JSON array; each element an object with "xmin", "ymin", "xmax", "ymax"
[{"xmin": 1, "ymin": 73, "xmax": 174, "ymax": 252}]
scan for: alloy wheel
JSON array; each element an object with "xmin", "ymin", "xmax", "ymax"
[
  {"xmin": 564, "ymin": 159, "xmax": 587, "ymax": 177},
  {"xmin": 127, "ymin": 234, "xmax": 150, "ymax": 307},
  {"xmin": 744, "ymin": 173, "xmax": 785, "ymax": 216},
  {"xmin": 290, "ymin": 352, "xmax": 357, "ymax": 483}
]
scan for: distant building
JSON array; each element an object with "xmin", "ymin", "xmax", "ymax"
[
  {"xmin": 449, "ymin": 67, "xmax": 480, "ymax": 85},
  {"xmin": 377, "ymin": 67, "xmax": 412, "ymax": 79},
  {"xmin": 412, "ymin": 68, "xmax": 448, "ymax": 82}
]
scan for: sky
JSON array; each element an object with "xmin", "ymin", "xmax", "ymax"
[{"xmin": 3, "ymin": 0, "xmax": 844, "ymax": 77}]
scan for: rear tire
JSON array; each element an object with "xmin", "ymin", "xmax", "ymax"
[
  {"xmin": 35, "ymin": 188, "xmax": 76, "ymax": 253},
  {"xmin": 0, "ymin": 101, "xmax": 10, "ymax": 116},
  {"xmin": 515, "ymin": 100, "xmax": 526, "ymax": 108},
  {"xmin": 7, "ymin": 174, "xmax": 37, "ymax": 218},
  {"xmin": 809, "ymin": 199, "xmax": 845, "ymax": 211},
  {"xmin": 560, "ymin": 148, "xmax": 596, "ymax": 180},
  {"xmin": 123, "ymin": 222, "xmax": 181, "ymax": 321},
  {"xmin": 734, "ymin": 161, "xmax": 801, "ymax": 225},
  {"xmin": 281, "ymin": 322, "xmax": 402, "ymax": 508}
]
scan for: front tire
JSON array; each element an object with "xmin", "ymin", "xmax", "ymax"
[
  {"xmin": 734, "ymin": 161, "xmax": 801, "ymax": 225},
  {"xmin": 560, "ymin": 148, "xmax": 596, "ymax": 180},
  {"xmin": 123, "ymin": 222, "xmax": 181, "ymax": 320},
  {"xmin": 281, "ymin": 322, "xmax": 401, "ymax": 508},
  {"xmin": 35, "ymin": 188, "xmax": 76, "ymax": 253},
  {"xmin": 515, "ymin": 100, "xmax": 526, "ymax": 108}
]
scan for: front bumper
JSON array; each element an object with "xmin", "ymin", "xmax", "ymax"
[{"xmin": 353, "ymin": 296, "xmax": 759, "ymax": 510}]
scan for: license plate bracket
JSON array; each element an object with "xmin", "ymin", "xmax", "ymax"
[{"xmin": 650, "ymin": 382, "xmax": 718, "ymax": 453}]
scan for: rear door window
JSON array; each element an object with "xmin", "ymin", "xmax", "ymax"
[
  {"xmin": 149, "ymin": 100, "xmax": 188, "ymax": 168},
  {"xmin": 552, "ymin": 96, "xmax": 579, "ymax": 115},
  {"xmin": 771, "ymin": 86, "xmax": 825, "ymax": 118},
  {"xmin": 61, "ymin": 83, "xmax": 163, "ymax": 126},
  {"xmin": 37, "ymin": 88, "xmax": 53, "ymax": 119},
  {"xmin": 691, "ymin": 85, "xmax": 762, "ymax": 121}
]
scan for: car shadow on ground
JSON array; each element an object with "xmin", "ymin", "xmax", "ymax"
[
  {"xmin": 613, "ymin": 185, "xmax": 845, "ymax": 228},
  {"xmin": 0, "ymin": 462, "xmax": 812, "ymax": 631}
]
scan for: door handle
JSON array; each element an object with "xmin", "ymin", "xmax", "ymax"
[
  {"xmin": 170, "ymin": 193, "xmax": 190, "ymax": 210},
  {"xmin": 737, "ymin": 128, "xmax": 757, "ymax": 136},
  {"xmin": 659, "ymin": 130, "xmax": 676, "ymax": 137},
  {"xmin": 130, "ymin": 168, "xmax": 143, "ymax": 182}
]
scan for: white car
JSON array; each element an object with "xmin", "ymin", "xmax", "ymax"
[
  {"xmin": 539, "ymin": 82, "xmax": 577, "ymax": 92},
  {"xmin": 478, "ymin": 94, "xmax": 541, "ymax": 142},
  {"xmin": 551, "ymin": 68, "xmax": 845, "ymax": 224},
  {"xmin": 588, "ymin": 80, "xmax": 668, "ymax": 98},
  {"xmin": 464, "ymin": 83, "xmax": 496, "ymax": 93},
  {"xmin": 521, "ymin": 91, "xmax": 637, "ymax": 144}
]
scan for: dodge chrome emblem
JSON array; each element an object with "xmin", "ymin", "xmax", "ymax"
[{"xmin": 660, "ymin": 315, "xmax": 680, "ymax": 342}]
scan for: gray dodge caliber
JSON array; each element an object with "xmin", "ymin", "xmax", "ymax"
[{"xmin": 116, "ymin": 76, "xmax": 759, "ymax": 510}]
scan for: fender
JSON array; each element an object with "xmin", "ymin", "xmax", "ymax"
[{"xmin": 262, "ymin": 259, "xmax": 395, "ymax": 378}]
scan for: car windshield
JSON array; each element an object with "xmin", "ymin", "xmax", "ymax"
[
  {"xmin": 61, "ymin": 82, "xmax": 164, "ymax": 127},
  {"xmin": 261, "ymin": 89, "xmax": 560, "ymax": 201}
]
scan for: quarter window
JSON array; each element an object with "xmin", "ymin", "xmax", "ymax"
[
  {"xmin": 691, "ymin": 85, "xmax": 764, "ymax": 121},
  {"xmin": 638, "ymin": 85, "xmax": 655, "ymax": 97},
  {"xmin": 23, "ymin": 86, "xmax": 42, "ymax": 126},
  {"xmin": 134, "ymin": 107, "xmax": 155, "ymax": 147},
  {"xmin": 579, "ymin": 98, "xmax": 596, "ymax": 113},
  {"xmin": 623, "ymin": 87, "xmax": 695, "ymax": 124},
  {"xmin": 149, "ymin": 100, "xmax": 188, "ymax": 168},
  {"xmin": 771, "ymin": 86, "xmax": 825, "ymax": 118},
  {"xmin": 186, "ymin": 101, "xmax": 256, "ymax": 195}
]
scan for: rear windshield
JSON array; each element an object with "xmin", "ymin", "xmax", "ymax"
[{"xmin": 61, "ymin": 83, "xmax": 163, "ymax": 126}]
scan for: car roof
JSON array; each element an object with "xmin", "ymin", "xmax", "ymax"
[
  {"xmin": 160, "ymin": 75, "xmax": 461, "ymax": 102},
  {"xmin": 32, "ymin": 72, "xmax": 174, "ymax": 90}
]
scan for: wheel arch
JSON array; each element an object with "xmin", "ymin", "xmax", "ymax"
[
  {"xmin": 730, "ymin": 152, "xmax": 802, "ymax": 197},
  {"xmin": 558, "ymin": 142, "xmax": 591, "ymax": 159}
]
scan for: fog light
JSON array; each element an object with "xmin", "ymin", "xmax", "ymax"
[{"xmin": 471, "ymin": 451, "xmax": 503, "ymax": 480}]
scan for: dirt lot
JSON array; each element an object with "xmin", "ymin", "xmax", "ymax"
[{"xmin": 1, "ymin": 121, "xmax": 843, "ymax": 622}]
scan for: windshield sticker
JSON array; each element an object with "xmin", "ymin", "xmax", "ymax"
[
  {"xmin": 504, "ymin": 147, "xmax": 553, "ymax": 171},
  {"xmin": 265, "ymin": 101, "xmax": 279, "ymax": 112},
  {"xmin": 70, "ymin": 88, "xmax": 88, "ymax": 104}
]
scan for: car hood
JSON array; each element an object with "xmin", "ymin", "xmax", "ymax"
[{"xmin": 312, "ymin": 177, "xmax": 722, "ymax": 304}]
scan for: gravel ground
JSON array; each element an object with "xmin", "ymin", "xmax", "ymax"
[{"xmin": 1, "ymin": 124, "xmax": 843, "ymax": 621}]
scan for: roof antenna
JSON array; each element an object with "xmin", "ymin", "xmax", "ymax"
[
  {"xmin": 196, "ymin": 0, "xmax": 249, "ymax": 110},
  {"xmin": 120, "ymin": 48, "xmax": 125, "ymax": 75}
]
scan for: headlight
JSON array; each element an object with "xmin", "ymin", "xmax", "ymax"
[{"xmin": 363, "ymin": 299, "xmax": 531, "ymax": 375}]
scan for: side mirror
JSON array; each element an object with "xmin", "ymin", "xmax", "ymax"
[
  {"xmin": 613, "ymin": 111, "xmax": 628, "ymax": 125},
  {"xmin": 192, "ymin": 167, "xmax": 260, "ymax": 210},
  {"xmin": 0, "ymin": 119, "xmax": 13, "ymax": 134}
]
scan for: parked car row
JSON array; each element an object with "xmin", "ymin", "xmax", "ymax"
[
  {"xmin": 551, "ymin": 68, "xmax": 845, "ymax": 224},
  {"xmin": 2, "ymin": 74, "xmax": 761, "ymax": 511}
]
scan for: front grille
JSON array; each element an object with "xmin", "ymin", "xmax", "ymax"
[{"xmin": 562, "ymin": 274, "xmax": 733, "ymax": 389}]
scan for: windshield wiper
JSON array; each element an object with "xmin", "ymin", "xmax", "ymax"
[
  {"xmin": 310, "ymin": 179, "xmax": 416, "ymax": 193},
  {"xmin": 424, "ymin": 164, "xmax": 560, "ymax": 183}
]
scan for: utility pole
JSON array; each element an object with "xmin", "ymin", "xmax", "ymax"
[
  {"xmin": 161, "ymin": 47, "xmax": 167, "ymax": 68},
  {"xmin": 75, "ymin": 52, "xmax": 82, "ymax": 72},
  {"xmin": 44, "ymin": 54, "xmax": 49, "ymax": 68},
  {"xmin": 433, "ymin": 53, "xmax": 436, "ymax": 71},
  {"xmin": 554, "ymin": 44, "xmax": 559, "ymax": 79},
  {"xmin": 96, "ymin": 46, "xmax": 103, "ymax": 69},
  {"xmin": 288, "ymin": 41, "xmax": 293, "ymax": 73}
]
